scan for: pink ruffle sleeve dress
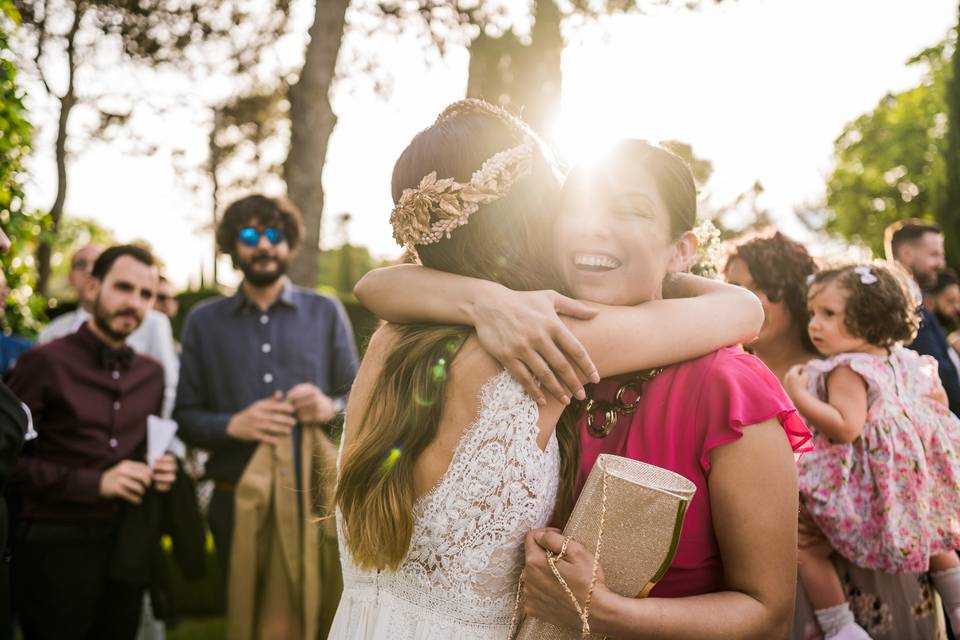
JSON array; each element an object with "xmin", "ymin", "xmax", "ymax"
[{"xmin": 577, "ymin": 346, "xmax": 812, "ymax": 597}]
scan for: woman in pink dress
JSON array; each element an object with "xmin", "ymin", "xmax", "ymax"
[
  {"xmin": 726, "ymin": 232, "xmax": 947, "ymax": 640},
  {"xmin": 359, "ymin": 141, "xmax": 812, "ymax": 637}
]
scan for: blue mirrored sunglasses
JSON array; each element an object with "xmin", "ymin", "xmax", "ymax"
[{"xmin": 238, "ymin": 226, "xmax": 285, "ymax": 247}]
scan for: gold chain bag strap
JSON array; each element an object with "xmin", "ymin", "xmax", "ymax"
[{"xmin": 512, "ymin": 454, "xmax": 697, "ymax": 640}]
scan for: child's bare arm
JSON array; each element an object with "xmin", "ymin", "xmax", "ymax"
[{"xmin": 784, "ymin": 365, "xmax": 867, "ymax": 443}]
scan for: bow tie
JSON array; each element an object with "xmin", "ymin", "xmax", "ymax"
[{"xmin": 99, "ymin": 345, "xmax": 134, "ymax": 371}]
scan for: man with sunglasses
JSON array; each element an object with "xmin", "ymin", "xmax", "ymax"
[{"xmin": 174, "ymin": 194, "xmax": 358, "ymax": 637}]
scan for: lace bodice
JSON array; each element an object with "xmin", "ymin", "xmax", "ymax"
[{"xmin": 331, "ymin": 370, "xmax": 560, "ymax": 639}]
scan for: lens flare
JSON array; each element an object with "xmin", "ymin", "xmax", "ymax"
[
  {"xmin": 381, "ymin": 447, "xmax": 402, "ymax": 473},
  {"xmin": 431, "ymin": 357, "xmax": 447, "ymax": 382}
]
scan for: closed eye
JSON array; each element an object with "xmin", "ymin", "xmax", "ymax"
[{"xmin": 615, "ymin": 207, "xmax": 655, "ymax": 219}]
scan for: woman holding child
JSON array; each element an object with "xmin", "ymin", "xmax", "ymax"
[{"xmin": 725, "ymin": 232, "xmax": 949, "ymax": 640}]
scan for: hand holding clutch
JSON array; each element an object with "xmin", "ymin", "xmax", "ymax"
[
  {"xmin": 512, "ymin": 454, "xmax": 697, "ymax": 639},
  {"xmin": 521, "ymin": 528, "xmax": 609, "ymax": 631}
]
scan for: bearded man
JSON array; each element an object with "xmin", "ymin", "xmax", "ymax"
[
  {"xmin": 7, "ymin": 245, "xmax": 177, "ymax": 638},
  {"xmin": 885, "ymin": 219, "xmax": 960, "ymax": 415},
  {"xmin": 174, "ymin": 195, "xmax": 358, "ymax": 638},
  {"xmin": 38, "ymin": 244, "xmax": 180, "ymax": 419}
]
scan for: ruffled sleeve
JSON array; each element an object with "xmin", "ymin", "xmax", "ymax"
[
  {"xmin": 893, "ymin": 344, "xmax": 943, "ymax": 399},
  {"xmin": 696, "ymin": 348, "xmax": 812, "ymax": 474},
  {"xmin": 804, "ymin": 352, "xmax": 882, "ymax": 401}
]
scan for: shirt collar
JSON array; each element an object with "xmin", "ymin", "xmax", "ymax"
[
  {"xmin": 71, "ymin": 307, "xmax": 90, "ymax": 333},
  {"xmin": 72, "ymin": 321, "xmax": 116, "ymax": 355},
  {"xmin": 229, "ymin": 278, "xmax": 299, "ymax": 315}
]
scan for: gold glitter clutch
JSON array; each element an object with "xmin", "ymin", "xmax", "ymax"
[{"xmin": 515, "ymin": 454, "xmax": 696, "ymax": 640}]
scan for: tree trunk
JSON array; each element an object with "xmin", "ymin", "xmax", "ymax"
[
  {"xmin": 518, "ymin": 0, "xmax": 563, "ymax": 135},
  {"xmin": 465, "ymin": 0, "xmax": 563, "ymax": 137},
  {"xmin": 284, "ymin": 0, "xmax": 349, "ymax": 288},
  {"xmin": 467, "ymin": 31, "xmax": 525, "ymax": 109},
  {"xmin": 209, "ymin": 110, "xmax": 223, "ymax": 288},
  {"xmin": 36, "ymin": 5, "xmax": 82, "ymax": 296},
  {"xmin": 941, "ymin": 4, "xmax": 960, "ymax": 268}
]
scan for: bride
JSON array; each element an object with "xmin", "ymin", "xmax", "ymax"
[{"xmin": 329, "ymin": 99, "xmax": 762, "ymax": 639}]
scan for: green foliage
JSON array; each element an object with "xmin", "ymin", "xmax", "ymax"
[
  {"xmin": 824, "ymin": 38, "xmax": 952, "ymax": 259},
  {"xmin": 170, "ymin": 287, "xmax": 221, "ymax": 341},
  {"xmin": 0, "ymin": 1, "xmax": 49, "ymax": 336},
  {"xmin": 660, "ymin": 139, "xmax": 714, "ymax": 186},
  {"xmin": 42, "ymin": 216, "xmax": 117, "ymax": 303},
  {"xmin": 316, "ymin": 244, "xmax": 389, "ymax": 295}
]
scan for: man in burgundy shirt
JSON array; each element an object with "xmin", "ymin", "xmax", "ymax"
[{"xmin": 6, "ymin": 245, "xmax": 177, "ymax": 639}]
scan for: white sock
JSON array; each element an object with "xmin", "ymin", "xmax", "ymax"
[{"xmin": 814, "ymin": 603, "xmax": 870, "ymax": 639}]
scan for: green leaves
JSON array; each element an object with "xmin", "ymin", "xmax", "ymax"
[
  {"xmin": 824, "ymin": 35, "xmax": 953, "ymax": 261},
  {"xmin": 0, "ymin": 1, "xmax": 48, "ymax": 337}
]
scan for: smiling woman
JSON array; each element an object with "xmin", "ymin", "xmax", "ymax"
[{"xmin": 556, "ymin": 140, "xmax": 698, "ymax": 306}]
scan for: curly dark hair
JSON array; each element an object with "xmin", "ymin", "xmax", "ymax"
[
  {"xmin": 216, "ymin": 194, "xmax": 305, "ymax": 263},
  {"xmin": 726, "ymin": 230, "xmax": 818, "ymax": 349},
  {"xmin": 808, "ymin": 262, "xmax": 920, "ymax": 347}
]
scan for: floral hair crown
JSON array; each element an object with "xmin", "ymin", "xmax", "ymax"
[
  {"xmin": 390, "ymin": 142, "xmax": 534, "ymax": 249},
  {"xmin": 390, "ymin": 99, "xmax": 538, "ymax": 251}
]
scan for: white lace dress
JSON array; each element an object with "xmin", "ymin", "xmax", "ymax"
[{"xmin": 329, "ymin": 370, "xmax": 560, "ymax": 640}]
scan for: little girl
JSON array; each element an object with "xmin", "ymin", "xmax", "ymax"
[{"xmin": 784, "ymin": 262, "xmax": 960, "ymax": 640}]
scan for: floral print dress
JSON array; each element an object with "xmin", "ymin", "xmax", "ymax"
[{"xmin": 798, "ymin": 344, "xmax": 960, "ymax": 573}]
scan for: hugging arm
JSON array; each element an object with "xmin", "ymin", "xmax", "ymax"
[
  {"xmin": 356, "ymin": 265, "xmax": 762, "ymax": 402},
  {"xmin": 356, "ymin": 265, "xmax": 599, "ymax": 404},
  {"xmin": 523, "ymin": 420, "xmax": 799, "ymax": 639},
  {"xmin": 567, "ymin": 274, "xmax": 762, "ymax": 379}
]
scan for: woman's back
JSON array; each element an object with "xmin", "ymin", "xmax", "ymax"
[{"xmin": 330, "ymin": 328, "xmax": 563, "ymax": 639}]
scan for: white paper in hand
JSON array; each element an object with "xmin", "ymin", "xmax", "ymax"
[{"xmin": 147, "ymin": 415, "xmax": 178, "ymax": 467}]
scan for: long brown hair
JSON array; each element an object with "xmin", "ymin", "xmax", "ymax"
[{"xmin": 336, "ymin": 100, "xmax": 580, "ymax": 570}]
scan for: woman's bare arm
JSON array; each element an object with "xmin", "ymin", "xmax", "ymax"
[
  {"xmin": 355, "ymin": 265, "xmax": 763, "ymax": 397},
  {"xmin": 356, "ymin": 265, "xmax": 599, "ymax": 404},
  {"xmin": 563, "ymin": 279, "xmax": 762, "ymax": 379},
  {"xmin": 522, "ymin": 420, "xmax": 799, "ymax": 639}
]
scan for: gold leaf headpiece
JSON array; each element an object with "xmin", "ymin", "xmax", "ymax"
[{"xmin": 390, "ymin": 140, "xmax": 535, "ymax": 250}]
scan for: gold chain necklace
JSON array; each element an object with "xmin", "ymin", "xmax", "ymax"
[{"xmin": 583, "ymin": 368, "xmax": 663, "ymax": 438}]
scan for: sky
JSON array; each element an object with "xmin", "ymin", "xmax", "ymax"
[{"xmin": 20, "ymin": 0, "xmax": 959, "ymax": 289}]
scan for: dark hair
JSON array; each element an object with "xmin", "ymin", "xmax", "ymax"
[
  {"xmin": 931, "ymin": 268, "xmax": 960, "ymax": 295},
  {"xmin": 567, "ymin": 140, "xmax": 697, "ymax": 239},
  {"xmin": 726, "ymin": 230, "xmax": 819, "ymax": 351},
  {"xmin": 808, "ymin": 262, "xmax": 920, "ymax": 347},
  {"xmin": 216, "ymin": 195, "xmax": 306, "ymax": 262},
  {"xmin": 884, "ymin": 219, "xmax": 942, "ymax": 262},
  {"xmin": 91, "ymin": 244, "xmax": 155, "ymax": 280},
  {"xmin": 337, "ymin": 102, "xmax": 578, "ymax": 570}
]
